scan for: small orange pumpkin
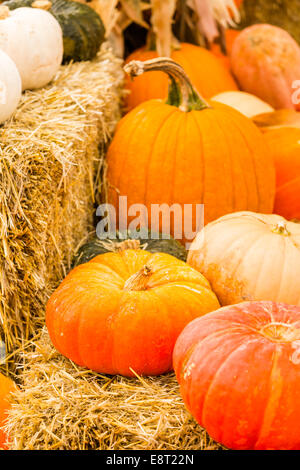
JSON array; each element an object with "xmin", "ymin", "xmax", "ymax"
[
  {"xmin": 0, "ymin": 372, "xmax": 15, "ymax": 449},
  {"xmin": 124, "ymin": 42, "xmax": 238, "ymax": 112},
  {"xmin": 107, "ymin": 58, "xmax": 275, "ymax": 244},
  {"xmin": 46, "ymin": 247, "xmax": 220, "ymax": 376},
  {"xmin": 265, "ymin": 128, "xmax": 300, "ymax": 220},
  {"xmin": 173, "ymin": 300, "xmax": 300, "ymax": 450}
]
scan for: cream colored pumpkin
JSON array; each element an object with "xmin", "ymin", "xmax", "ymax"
[
  {"xmin": 0, "ymin": 49, "xmax": 21, "ymax": 123},
  {"xmin": 0, "ymin": 6, "xmax": 63, "ymax": 90},
  {"xmin": 188, "ymin": 212, "xmax": 300, "ymax": 306},
  {"xmin": 212, "ymin": 91, "xmax": 274, "ymax": 118}
]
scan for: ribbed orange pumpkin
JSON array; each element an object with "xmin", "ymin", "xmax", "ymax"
[
  {"xmin": 0, "ymin": 373, "xmax": 15, "ymax": 449},
  {"xmin": 231, "ymin": 24, "xmax": 300, "ymax": 110},
  {"xmin": 265, "ymin": 128, "xmax": 300, "ymax": 220},
  {"xmin": 107, "ymin": 58, "xmax": 275, "ymax": 244},
  {"xmin": 46, "ymin": 247, "xmax": 220, "ymax": 376},
  {"xmin": 188, "ymin": 211, "xmax": 300, "ymax": 306},
  {"xmin": 124, "ymin": 42, "xmax": 238, "ymax": 111},
  {"xmin": 173, "ymin": 301, "xmax": 300, "ymax": 450}
]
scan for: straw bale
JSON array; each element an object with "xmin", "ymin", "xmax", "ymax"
[
  {"xmin": 5, "ymin": 329, "xmax": 222, "ymax": 450},
  {"xmin": 0, "ymin": 44, "xmax": 124, "ymax": 350}
]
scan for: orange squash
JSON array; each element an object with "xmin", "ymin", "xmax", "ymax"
[
  {"xmin": 231, "ymin": 24, "xmax": 300, "ymax": 110},
  {"xmin": 265, "ymin": 128, "xmax": 300, "ymax": 220},
  {"xmin": 0, "ymin": 373, "xmax": 15, "ymax": 449},
  {"xmin": 46, "ymin": 248, "xmax": 220, "ymax": 376},
  {"xmin": 107, "ymin": 58, "xmax": 275, "ymax": 244},
  {"xmin": 124, "ymin": 42, "xmax": 238, "ymax": 112},
  {"xmin": 173, "ymin": 300, "xmax": 300, "ymax": 450},
  {"xmin": 188, "ymin": 211, "xmax": 300, "ymax": 306}
]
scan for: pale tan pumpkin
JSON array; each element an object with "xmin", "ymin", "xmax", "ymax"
[{"xmin": 188, "ymin": 212, "xmax": 300, "ymax": 306}]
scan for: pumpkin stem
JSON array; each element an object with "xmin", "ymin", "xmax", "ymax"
[
  {"xmin": 0, "ymin": 5, "xmax": 10, "ymax": 19},
  {"xmin": 32, "ymin": 0, "xmax": 52, "ymax": 10},
  {"xmin": 272, "ymin": 221, "xmax": 291, "ymax": 236},
  {"xmin": 124, "ymin": 58, "xmax": 210, "ymax": 112},
  {"xmin": 123, "ymin": 264, "xmax": 152, "ymax": 291}
]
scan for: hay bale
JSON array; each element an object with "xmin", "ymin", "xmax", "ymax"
[
  {"xmin": 0, "ymin": 44, "xmax": 123, "ymax": 350},
  {"xmin": 5, "ymin": 329, "xmax": 222, "ymax": 450}
]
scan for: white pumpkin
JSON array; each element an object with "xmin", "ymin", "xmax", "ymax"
[
  {"xmin": 0, "ymin": 5, "xmax": 63, "ymax": 90},
  {"xmin": 0, "ymin": 49, "xmax": 21, "ymax": 124},
  {"xmin": 212, "ymin": 91, "xmax": 274, "ymax": 118}
]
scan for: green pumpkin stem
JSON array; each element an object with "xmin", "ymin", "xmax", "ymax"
[{"xmin": 124, "ymin": 57, "xmax": 210, "ymax": 112}]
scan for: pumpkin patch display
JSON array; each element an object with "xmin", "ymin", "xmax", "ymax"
[
  {"xmin": 173, "ymin": 300, "xmax": 300, "ymax": 450},
  {"xmin": 0, "ymin": 5, "xmax": 63, "ymax": 90},
  {"xmin": 107, "ymin": 58, "xmax": 275, "ymax": 243},
  {"xmin": 124, "ymin": 43, "xmax": 238, "ymax": 112},
  {"xmin": 46, "ymin": 249, "xmax": 220, "ymax": 376},
  {"xmin": 265, "ymin": 128, "xmax": 300, "ymax": 220},
  {"xmin": 3, "ymin": 0, "xmax": 105, "ymax": 63},
  {"xmin": 188, "ymin": 211, "xmax": 300, "ymax": 306},
  {"xmin": 0, "ymin": 49, "xmax": 21, "ymax": 124},
  {"xmin": 231, "ymin": 23, "xmax": 300, "ymax": 110},
  {"xmin": 0, "ymin": 373, "xmax": 15, "ymax": 449}
]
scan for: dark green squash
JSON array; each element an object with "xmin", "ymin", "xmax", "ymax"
[
  {"xmin": 72, "ymin": 230, "xmax": 187, "ymax": 267},
  {"xmin": 3, "ymin": 0, "xmax": 105, "ymax": 62}
]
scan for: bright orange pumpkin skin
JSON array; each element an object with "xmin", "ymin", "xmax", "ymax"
[
  {"xmin": 107, "ymin": 99, "xmax": 275, "ymax": 243},
  {"xmin": 0, "ymin": 373, "xmax": 15, "ymax": 449},
  {"xmin": 231, "ymin": 24, "xmax": 300, "ymax": 110},
  {"xmin": 265, "ymin": 128, "xmax": 300, "ymax": 220},
  {"xmin": 124, "ymin": 43, "xmax": 238, "ymax": 111},
  {"xmin": 173, "ymin": 301, "xmax": 300, "ymax": 450},
  {"xmin": 46, "ymin": 249, "xmax": 220, "ymax": 376}
]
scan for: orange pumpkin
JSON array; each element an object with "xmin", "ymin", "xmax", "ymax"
[
  {"xmin": 173, "ymin": 300, "xmax": 300, "ymax": 450},
  {"xmin": 124, "ymin": 42, "xmax": 238, "ymax": 112},
  {"xmin": 107, "ymin": 58, "xmax": 275, "ymax": 244},
  {"xmin": 231, "ymin": 24, "xmax": 300, "ymax": 110},
  {"xmin": 265, "ymin": 128, "xmax": 300, "ymax": 220},
  {"xmin": 46, "ymin": 248, "xmax": 220, "ymax": 376},
  {"xmin": 188, "ymin": 211, "xmax": 300, "ymax": 306},
  {"xmin": 0, "ymin": 373, "xmax": 15, "ymax": 449}
]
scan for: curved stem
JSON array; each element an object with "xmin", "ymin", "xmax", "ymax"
[
  {"xmin": 123, "ymin": 264, "xmax": 152, "ymax": 291},
  {"xmin": 124, "ymin": 57, "xmax": 210, "ymax": 112}
]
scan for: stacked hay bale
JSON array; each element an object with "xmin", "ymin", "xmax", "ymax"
[
  {"xmin": 0, "ymin": 44, "xmax": 124, "ymax": 351},
  {"xmin": 6, "ymin": 329, "xmax": 222, "ymax": 450}
]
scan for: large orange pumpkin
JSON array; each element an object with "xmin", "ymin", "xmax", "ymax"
[
  {"xmin": 173, "ymin": 300, "xmax": 300, "ymax": 450},
  {"xmin": 231, "ymin": 24, "xmax": 300, "ymax": 110},
  {"xmin": 107, "ymin": 58, "xmax": 275, "ymax": 245},
  {"xmin": 265, "ymin": 128, "xmax": 300, "ymax": 220},
  {"xmin": 0, "ymin": 372, "xmax": 15, "ymax": 449},
  {"xmin": 188, "ymin": 211, "xmax": 300, "ymax": 306},
  {"xmin": 46, "ymin": 248, "xmax": 220, "ymax": 376},
  {"xmin": 124, "ymin": 42, "xmax": 238, "ymax": 111}
]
